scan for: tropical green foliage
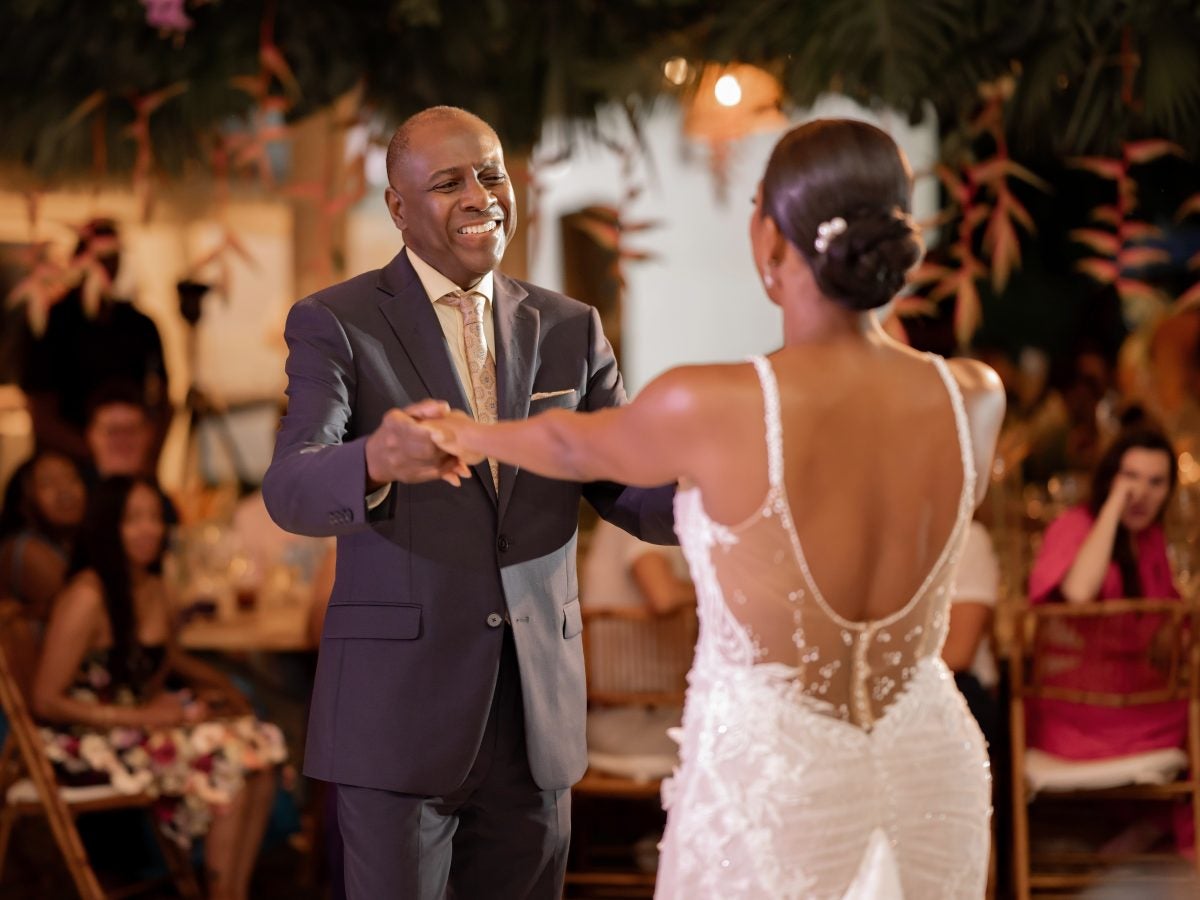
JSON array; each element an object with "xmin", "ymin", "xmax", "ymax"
[
  {"xmin": 1004, "ymin": 0, "xmax": 1200, "ymax": 158},
  {"xmin": 2, "ymin": 0, "xmax": 1199, "ymax": 182}
]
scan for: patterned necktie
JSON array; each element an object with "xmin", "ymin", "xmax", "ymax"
[{"xmin": 439, "ymin": 290, "xmax": 499, "ymax": 489}]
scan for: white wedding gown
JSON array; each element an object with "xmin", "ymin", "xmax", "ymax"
[{"xmin": 655, "ymin": 355, "xmax": 991, "ymax": 899}]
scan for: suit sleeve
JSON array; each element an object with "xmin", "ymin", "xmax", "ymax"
[
  {"xmin": 261, "ymin": 297, "xmax": 377, "ymax": 537},
  {"xmin": 576, "ymin": 306, "xmax": 678, "ymax": 545}
]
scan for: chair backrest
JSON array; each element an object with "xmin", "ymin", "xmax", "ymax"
[
  {"xmin": 582, "ymin": 605, "xmax": 697, "ymax": 706},
  {"xmin": 1010, "ymin": 598, "xmax": 1200, "ymax": 706}
]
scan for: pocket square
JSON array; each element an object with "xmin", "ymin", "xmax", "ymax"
[{"xmin": 530, "ymin": 389, "xmax": 577, "ymax": 401}]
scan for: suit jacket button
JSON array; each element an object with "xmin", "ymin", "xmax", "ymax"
[
  {"xmin": 497, "ymin": 535, "xmax": 511, "ymax": 553},
  {"xmin": 486, "ymin": 613, "xmax": 504, "ymax": 628}
]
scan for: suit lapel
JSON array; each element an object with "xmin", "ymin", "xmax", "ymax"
[
  {"xmin": 493, "ymin": 273, "xmax": 538, "ymax": 522},
  {"xmin": 376, "ymin": 250, "xmax": 496, "ymax": 504}
]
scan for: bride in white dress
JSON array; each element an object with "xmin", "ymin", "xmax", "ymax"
[{"xmin": 428, "ymin": 118, "xmax": 1006, "ymax": 899}]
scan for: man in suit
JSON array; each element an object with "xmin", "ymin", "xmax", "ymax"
[{"xmin": 262, "ymin": 105, "xmax": 675, "ymax": 899}]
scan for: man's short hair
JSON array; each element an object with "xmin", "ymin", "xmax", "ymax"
[
  {"xmin": 85, "ymin": 378, "xmax": 148, "ymax": 425},
  {"xmin": 385, "ymin": 106, "xmax": 495, "ymax": 186}
]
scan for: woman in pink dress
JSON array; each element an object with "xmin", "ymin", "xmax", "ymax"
[
  {"xmin": 1027, "ymin": 424, "xmax": 1190, "ymax": 851},
  {"xmin": 1028, "ymin": 424, "xmax": 1183, "ymax": 755}
]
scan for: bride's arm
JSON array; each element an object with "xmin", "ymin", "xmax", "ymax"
[{"xmin": 430, "ymin": 366, "xmax": 709, "ymax": 488}]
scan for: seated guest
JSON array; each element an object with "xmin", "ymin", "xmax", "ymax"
[
  {"xmin": 84, "ymin": 380, "xmax": 179, "ymax": 525},
  {"xmin": 1028, "ymin": 425, "xmax": 1183, "ymax": 750},
  {"xmin": 1027, "ymin": 425, "xmax": 1190, "ymax": 851},
  {"xmin": 944, "ymin": 519, "xmax": 1000, "ymax": 743},
  {"xmin": 0, "ymin": 449, "xmax": 86, "ymax": 623},
  {"xmin": 581, "ymin": 520, "xmax": 694, "ymax": 778},
  {"xmin": 583, "ymin": 518, "xmax": 694, "ymax": 617},
  {"xmin": 231, "ymin": 487, "xmax": 332, "ymax": 605},
  {"xmin": 32, "ymin": 476, "xmax": 285, "ymax": 900},
  {"xmin": 85, "ymin": 379, "xmax": 159, "ymax": 479}
]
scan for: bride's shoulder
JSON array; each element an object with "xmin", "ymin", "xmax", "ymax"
[
  {"xmin": 635, "ymin": 361, "xmax": 761, "ymax": 417},
  {"xmin": 642, "ymin": 360, "xmax": 760, "ymax": 395},
  {"xmin": 944, "ymin": 356, "xmax": 1003, "ymax": 394},
  {"xmin": 944, "ymin": 357, "xmax": 1006, "ymax": 422}
]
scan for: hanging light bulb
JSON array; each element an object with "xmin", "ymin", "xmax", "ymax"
[
  {"xmin": 682, "ymin": 63, "xmax": 788, "ymax": 198},
  {"xmin": 683, "ymin": 63, "xmax": 784, "ymax": 142},
  {"xmin": 714, "ymin": 74, "xmax": 742, "ymax": 107}
]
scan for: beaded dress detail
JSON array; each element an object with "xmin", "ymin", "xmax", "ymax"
[{"xmin": 655, "ymin": 354, "xmax": 990, "ymax": 899}]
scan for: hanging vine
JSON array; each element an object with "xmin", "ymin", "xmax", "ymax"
[
  {"xmin": 907, "ymin": 77, "xmax": 1049, "ymax": 347},
  {"xmin": 1068, "ymin": 140, "xmax": 1182, "ymax": 326}
]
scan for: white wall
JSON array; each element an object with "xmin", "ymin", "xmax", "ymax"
[{"xmin": 529, "ymin": 97, "xmax": 939, "ymax": 393}]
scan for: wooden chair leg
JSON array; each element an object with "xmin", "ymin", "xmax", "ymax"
[
  {"xmin": 1012, "ymin": 793, "xmax": 1030, "ymax": 900},
  {"xmin": 1193, "ymin": 789, "xmax": 1200, "ymax": 879},
  {"xmin": 0, "ymin": 734, "xmax": 17, "ymax": 777},
  {"xmin": 1187, "ymin": 688, "xmax": 1200, "ymax": 878},
  {"xmin": 149, "ymin": 820, "xmax": 202, "ymax": 899},
  {"xmin": 47, "ymin": 810, "xmax": 106, "ymax": 900},
  {"xmin": 0, "ymin": 807, "xmax": 15, "ymax": 881}
]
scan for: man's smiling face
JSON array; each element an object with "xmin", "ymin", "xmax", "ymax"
[{"xmin": 385, "ymin": 112, "xmax": 517, "ymax": 288}]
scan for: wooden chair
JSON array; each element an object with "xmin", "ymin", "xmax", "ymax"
[
  {"xmin": 566, "ymin": 605, "xmax": 697, "ymax": 898},
  {"xmin": 1008, "ymin": 598, "xmax": 1200, "ymax": 898},
  {"xmin": 0, "ymin": 600, "xmax": 201, "ymax": 899}
]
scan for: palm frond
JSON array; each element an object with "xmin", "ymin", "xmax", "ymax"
[{"xmin": 1139, "ymin": 21, "xmax": 1200, "ymax": 145}]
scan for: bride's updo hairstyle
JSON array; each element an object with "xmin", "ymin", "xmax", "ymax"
[{"xmin": 761, "ymin": 119, "xmax": 924, "ymax": 311}]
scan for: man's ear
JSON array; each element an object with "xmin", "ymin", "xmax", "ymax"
[{"xmin": 384, "ymin": 186, "xmax": 406, "ymax": 231}]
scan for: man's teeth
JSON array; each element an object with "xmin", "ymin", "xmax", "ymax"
[{"xmin": 459, "ymin": 221, "xmax": 498, "ymax": 235}]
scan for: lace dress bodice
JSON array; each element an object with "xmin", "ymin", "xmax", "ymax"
[
  {"xmin": 675, "ymin": 354, "xmax": 976, "ymax": 730},
  {"xmin": 656, "ymin": 354, "xmax": 990, "ymax": 899}
]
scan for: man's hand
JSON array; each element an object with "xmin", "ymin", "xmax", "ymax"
[{"xmin": 365, "ymin": 399, "xmax": 472, "ymax": 487}]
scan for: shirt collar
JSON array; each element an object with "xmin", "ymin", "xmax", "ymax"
[{"xmin": 406, "ymin": 247, "xmax": 494, "ymax": 308}]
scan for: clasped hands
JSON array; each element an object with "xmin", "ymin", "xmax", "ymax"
[{"xmin": 364, "ymin": 400, "xmax": 486, "ymax": 488}]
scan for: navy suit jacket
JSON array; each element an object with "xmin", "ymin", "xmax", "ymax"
[{"xmin": 263, "ymin": 250, "xmax": 675, "ymax": 794}]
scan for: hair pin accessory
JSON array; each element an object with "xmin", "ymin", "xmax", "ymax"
[{"xmin": 813, "ymin": 216, "xmax": 846, "ymax": 254}]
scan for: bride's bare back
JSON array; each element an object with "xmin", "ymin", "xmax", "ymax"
[{"xmin": 677, "ymin": 336, "xmax": 1001, "ymax": 728}]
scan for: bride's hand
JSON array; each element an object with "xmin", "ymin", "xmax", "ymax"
[{"xmin": 424, "ymin": 412, "xmax": 487, "ymax": 470}]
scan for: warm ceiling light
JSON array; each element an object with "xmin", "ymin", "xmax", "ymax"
[
  {"xmin": 714, "ymin": 74, "xmax": 742, "ymax": 107},
  {"xmin": 663, "ymin": 57, "xmax": 690, "ymax": 85},
  {"xmin": 683, "ymin": 63, "xmax": 786, "ymax": 143}
]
